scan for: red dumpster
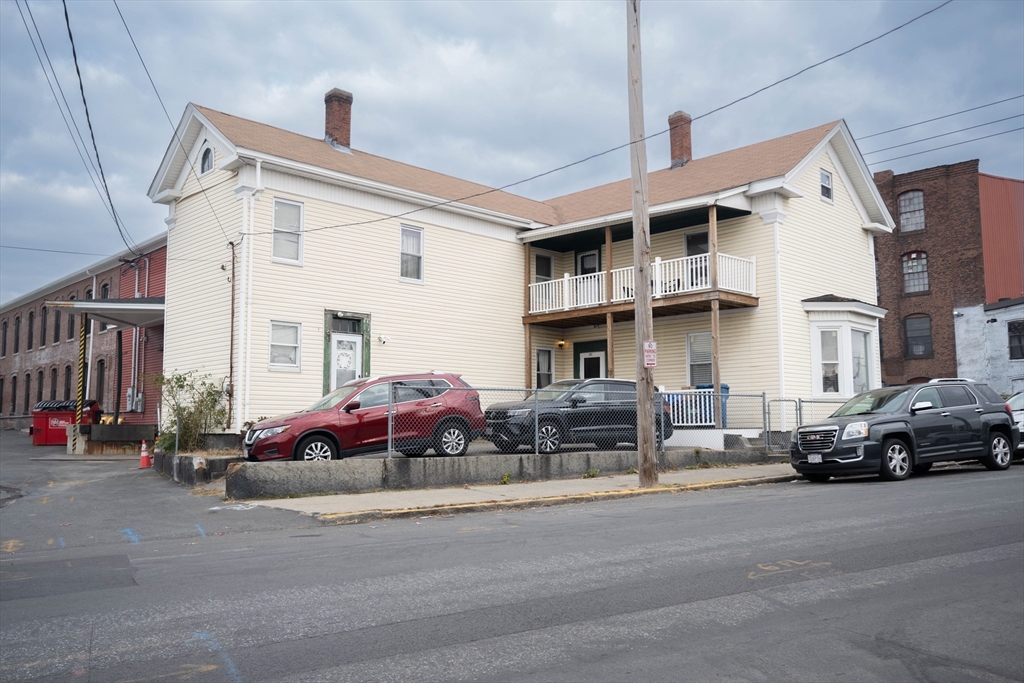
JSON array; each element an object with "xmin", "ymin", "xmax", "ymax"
[{"xmin": 30, "ymin": 400, "xmax": 101, "ymax": 446}]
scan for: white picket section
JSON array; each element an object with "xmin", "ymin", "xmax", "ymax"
[
  {"xmin": 665, "ymin": 389, "xmax": 716, "ymax": 427},
  {"xmin": 611, "ymin": 267, "xmax": 634, "ymax": 302},
  {"xmin": 718, "ymin": 253, "xmax": 756, "ymax": 294}
]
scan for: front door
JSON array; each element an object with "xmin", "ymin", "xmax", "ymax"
[
  {"xmin": 331, "ymin": 333, "xmax": 363, "ymax": 391},
  {"xmin": 580, "ymin": 351, "xmax": 605, "ymax": 379}
]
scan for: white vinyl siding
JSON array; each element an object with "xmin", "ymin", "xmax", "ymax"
[
  {"xmin": 269, "ymin": 321, "xmax": 301, "ymax": 370},
  {"xmin": 400, "ymin": 226, "xmax": 423, "ymax": 282},
  {"xmin": 272, "ymin": 199, "xmax": 303, "ymax": 264}
]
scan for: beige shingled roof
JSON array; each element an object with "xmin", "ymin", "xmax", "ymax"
[
  {"xmin": 196, "ymin": 104, "xmax": 838, "ymax": 229},
  {"xmin": 544, "ymin": 121, "xmax": 839, "ymax": 224},
  {"xmin": 194, "ymin": 105, "xmax": 561, "ymax": 225}
]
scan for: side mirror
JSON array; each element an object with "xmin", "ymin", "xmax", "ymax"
[
  {"xmin": 569, "ymin": 395, "xmax": 587, "ymax": 407},
  {"xmin": 911, "ymin": 401, "xmax": 933, "ymax": 413},
  {"xmin": 342, "ymin": 400, "xmax": 361, "ymax": 413}
]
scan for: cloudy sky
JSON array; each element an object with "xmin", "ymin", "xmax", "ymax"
[{"xmin": 1, "ymin": 0, "xmax": 1022, "ymax": 303}]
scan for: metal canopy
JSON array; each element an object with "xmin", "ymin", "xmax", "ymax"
[{"xmin": 45, "ymin": 297, "xmax": 165, "ymax": 329}]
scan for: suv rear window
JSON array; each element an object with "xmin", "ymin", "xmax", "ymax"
[
  {"xmin": 973, "ymin": 383, "xmax": 1004, "ymax": 404},
  {"xmin": 939, "ymin": 385, "xmax": 976, "ymax": 406}
]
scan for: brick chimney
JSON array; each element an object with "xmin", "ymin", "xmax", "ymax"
[
  {"xmin": 668, "ymin": 110, "xmax": 692, "ymax": 169},
  {"xmin": 324, "ymin": 88, "xmax": 353, "ymax": 150}
]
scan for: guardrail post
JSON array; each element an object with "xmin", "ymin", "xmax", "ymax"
[{"xmin": 387, "ymin": 380, "xmax": 393, "ymax": 459}]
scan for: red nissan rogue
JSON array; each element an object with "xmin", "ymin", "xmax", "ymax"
[{"xmin": 243, "ymin": 372, "xmax": 485, "ymax": 461}]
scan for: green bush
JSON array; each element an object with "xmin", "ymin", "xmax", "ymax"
[{"xmin": 153, "ymin": 371, "xmax": 227, "ymax": 453}]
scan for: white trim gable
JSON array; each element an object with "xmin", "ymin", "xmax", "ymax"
[{"xmin": 148, "ymin": 104, "xmax": 238, "ymax": 203}]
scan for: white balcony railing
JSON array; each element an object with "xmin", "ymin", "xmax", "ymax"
[{"xmin": 529, "ymin": 253, "xmax": 756, "ymax": 314}]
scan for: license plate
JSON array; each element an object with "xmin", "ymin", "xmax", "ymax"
[{"xmin": 808, "ymin": 453, "xmax": 822, "ymax": 464}]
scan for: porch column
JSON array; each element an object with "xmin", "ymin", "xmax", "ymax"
[
  {"xmin": 524, "ymin": 243, "xmax": 532, "ymax": 387},
  {"xmin": 605, "ymin": 225, "xmax": 614, "ymax": 377},
  {"xmin": 709, "ymin": 204, "xmax": 721, "ymax": 427}
]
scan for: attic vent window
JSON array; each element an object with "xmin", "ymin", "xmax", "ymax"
[
  {"xmin": 820, "ymin": 170, "xmax": 833, "ymax": 202},
  {"xmin": 200, "ymin": 148, "xmax": 213, "ymax": 175}
]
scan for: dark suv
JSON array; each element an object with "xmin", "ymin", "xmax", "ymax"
[
  {"xmin": 791, "ymin": 379, "xmax": 1019, "ymax": 482},
  {"xmin": 485, "ymin": 378, "xmax": 674, "ymax": 453},
  {"xmin": 243, "ymin": 372, "xmax": 486, "ymax": 461}
]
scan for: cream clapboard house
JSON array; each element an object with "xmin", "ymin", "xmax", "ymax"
[{"xmin": 148, "ymin": 89, "xmax": 893, "ymax": 432}]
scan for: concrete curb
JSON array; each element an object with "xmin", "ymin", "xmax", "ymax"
[{"xmin": 314, "ymin": 474, "xmax": 799, "ymax": 525}]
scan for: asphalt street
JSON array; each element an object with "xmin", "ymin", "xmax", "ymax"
[{"xmin": 1, "ymin": 429, "xmax": 1022, "ymax": 682}]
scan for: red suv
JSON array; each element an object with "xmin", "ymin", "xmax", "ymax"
[{"xmin": 243, "ymin": 373, "xmax": 485, "ymax": 461}]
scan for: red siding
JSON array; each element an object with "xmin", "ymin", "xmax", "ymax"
[
  {"xmin": 979, "ymin": 173, "xmax": 1024, "ymax": 303},
  {"xmin": 115, "ymin": 247, "xmax": 167, "ymax": 425}
]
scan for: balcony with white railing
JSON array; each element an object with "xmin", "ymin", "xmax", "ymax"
[{"xmin": 528, "ymin": 253, "xmax": 756, "ymax": 315}]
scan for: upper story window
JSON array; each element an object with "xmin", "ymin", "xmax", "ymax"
[
  {"xmin": 400, "ymin": 226, "xmax": 424, "ymax": 282},
  {"xmin": 63, "ymin": 365, "xmax": 72, "ymax": 401},
  {"xmin": 200, "ymin": 148, "xmax": 213, "ymax": 175},
  {"xmin": 904, "ymin": 315, "xmax": 932, "ymax": 358},
  {"xmin": 10, "ymin": 375, "xmax": 17, "ymax": 414},
  {"xmin": 820, "ymin": 170, "xmax": 833, "ymax": 202},
  {"xmin": 902, "ymin": 251, "xmax": 929, "ymax": 294},
  {"xmin": 100, "ymin": 283, "xmax": 109, "ymax": 299},
  {"xmin": 1009, "ymin": 320, "xmax": 1024, "ymax": 360},
  {"xmin": 535, "ymin": 254, "xmax": 553, "ymax": 283},
  {"xmin": 40, "ymin": 307, "xmax": 47, "ymax": 346},
  {"xmin": 1, "ymin": 320, "xmax": 6, "ymax": 357},
  {"xmin": 50, "ymin": 367, "xmax": 57, "ymax": 400},
  {"xmin": 53, "ymin": 309, "xmax": 61, "ymax": 344},
  {"xmin": 269, "ymin": 321, "xmax": 301, "ymax": 370},
  {"xmin": 13, "ymin": 317, "xmax": 20, "ymax": 354},
  {"xmin": 27, "ymin": 311, "xmax": 34, "ymax": 350},
  {"xmin": 898, "ymin": 191, "xmax": 925, "ymax": 232},
  {"xmin": 86, "ymin": 289, "xmax": 93, "ymax": 300},
  {"xmin": 272, "ymin": 199, "xmax": 303, "ymax": 264}
]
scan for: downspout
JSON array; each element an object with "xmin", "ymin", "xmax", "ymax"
[
  {"xmin": 773, "ymin": 221, "xmax": 785, "ymax": 400},
  {"xmin": 226, "ymin": 240, "xmax": 236, "ymax": 430}
]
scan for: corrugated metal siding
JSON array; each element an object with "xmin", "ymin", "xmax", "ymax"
[{"xmin": 979, "ymin": 173, "xmax": 1024, "ymax": 303}]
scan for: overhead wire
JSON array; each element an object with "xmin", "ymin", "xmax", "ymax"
[
  {"xmin": 0, "ymin": 244, "xmax": 229, "ymax": 264},
  {"xmin": 862, "ymin": 114, "xmax": 1024, "ymax": 154},
  {"xmin": 112, "ymin": 0, "xmax": 232, "ymax": 246},
  {"xmin": 857, "ymin": 95, "xmax": 1024, "ymax": 139},
  {"xmin": 867, "ymin": 127, "xmax": 1024, "ymax": 165},
  {"xmin": 242, "ymin": 0, "xmax": 956, "ymax": 237},
  {"xmin": 60, "ymin": 0, "xmax": 140, "ymax": 255}
]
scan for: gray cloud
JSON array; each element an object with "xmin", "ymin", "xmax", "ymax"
[{"xmin": 2, "ymin": 0, "xmax": 1022, "ymax": 302}]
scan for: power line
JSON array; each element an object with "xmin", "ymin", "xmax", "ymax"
[
  {"xmin": 244, "ymin": 0, "xmax": 955, "ymax": 237},
  {"xmin": 857, "ymin": 95, "xmax": 1024, "ymax": 139},
  {"xmin": 867, "ymin": 127, "xmax": 1024, "ymax": 165},
  {"xmin": 14, "ymin": 0, "xmax": 117, "ymax": 226},
  {"xmin": 0, "ymin": 244, "xmax": 227, "ymax": 264},
  {"xmin": 112, "ymin": 0, "xmax": 232, "ymax": 246},
  {"xmin": 863, "ymin": 114, "xmax": 1024, "ymax": 154},
  {"xmin": 61, "ymin": 0, "xmax": 139, "ymax": 256}
]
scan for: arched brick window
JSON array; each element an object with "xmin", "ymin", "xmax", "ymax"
[
  {"xmin": 902, "ymin": 251, "xmax": 929, "ymax": 294},
  {"xmin": 53, "ymin": 309, "xmax": 61, "ymax": 344},
  {"xmin": 898, "ymin": 190, "xmax": 925, "ymax": 232},
  {"xmin": 50, "ymin": 367, "xmax": 58, "ymax": 400},
  {"xmin": 904, "ymin": 315, "xmax": 932, "ymax": 358},
  {"xmin": 64, "ymin": 365, "xmax": 72, "ymax": 401},
  {"xmin": 14, "ymin": 316, "xmax": 21, "ymax": 354},
  {"xmin": 27, "ymin": 311, "xmax": 35, "ymax": 350},
  {"xmin": 40, "ymin": 307, "xmax": 47, "ymax": 346}
]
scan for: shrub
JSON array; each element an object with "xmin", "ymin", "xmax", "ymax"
[{"xmin": 153, "ymin": 371, "xmax": 227, "ymax": 453}]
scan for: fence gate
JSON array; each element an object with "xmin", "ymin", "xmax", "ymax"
[{"xmin": 766, "ymin": 399, "xmax": 799, "ymax": 452}]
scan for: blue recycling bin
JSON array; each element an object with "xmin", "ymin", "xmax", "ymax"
[{"xmin": 695, "ymin": 384, "xmax": 729, "ymax": 428}]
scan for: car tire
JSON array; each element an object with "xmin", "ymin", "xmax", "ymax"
[
  {"xmin": 594, "ymin": 438, "xmax": 617, "ymax": 450},
  {"xmin": 803, "ymin": 473, "xmax": 830, "ymax": 483},
  {"xmin": 981, "ymin": 432, "xmax": 1013, "ymax": 471},
  {"xmin": 536, "ymin": 421, "xmax": 562, "ymax": 454},
  {"xmin": 294, "ymin": 435, "xmax": 336, "ymax": 462},
  {"xmin": 912, "ymin": 462, "xmax": 932, "ymax": 475},
  {"xmin": 434, "ymin": 421, "xmax": 470, "ymax": 457},
  {"xmin": 879, "ymin": 438, "xmax": 911, "ymax": 481}
]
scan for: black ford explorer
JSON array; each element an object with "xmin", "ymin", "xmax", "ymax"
[{"xmin": 791, "ymin": 379, "xmax": 1019, "ymax": 483}]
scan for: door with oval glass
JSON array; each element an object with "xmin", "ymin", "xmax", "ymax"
[{"xmin": 331, "ymin": 333, "xmax": 363, "ymax": 391}]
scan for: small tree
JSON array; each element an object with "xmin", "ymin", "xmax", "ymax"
[{"xmin": 152, "ymin": 371, "xmax": 227, "ymax": 453}]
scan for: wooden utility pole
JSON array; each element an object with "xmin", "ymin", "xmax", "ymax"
[{"xmin": 626, "ymin": 0, "xmax": 657, "ymax": 487}]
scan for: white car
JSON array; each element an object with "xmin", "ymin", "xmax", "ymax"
[{"xmin": 1010, "ymin": 392, "xmax": 1024, "ymax": 452}]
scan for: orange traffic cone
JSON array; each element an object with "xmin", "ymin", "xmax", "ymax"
[{"xmin": 139, "ymin": 439, "xmax": 152, "ymax": 469}]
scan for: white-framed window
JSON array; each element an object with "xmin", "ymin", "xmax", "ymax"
[
  {"xmin": 820, "ymin": 170, "xmax": 833, "ymax": 202},
  {"xmin": 272, "ymin": 199, "xmax": 303, "ymax": 264},
  {"xmin": 400, "ymin": 226, "xmax": 423, "ymax": 282},
  {"xmin": 536, "ymin": 348, "xmax": 554, "ymax": 388},
  {"xmin": 809, "ymin": 322, "xmax": 877, "ymax": 397},
  {"xmin": 535, "ymin": 254, "xmax": 553, "ymax": 282},
  {"xmin": 269, "ymin": 321, "xmax": 301, "ymax": 370},
  {"xmin": 898, "ymin": 190, "xmax": 925, "ymax": 232},
  {"xmin": 200, "ymin": 147, "xmax": 213, "ymax": 175},
  {"xmin": 687, "ymin": 331, "xmax": 712, "ymax": 386}
]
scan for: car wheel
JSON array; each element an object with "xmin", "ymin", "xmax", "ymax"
[
  {"xmin": 803, "ymin": 473, "xmax": 830, "ymax": 483},
  {"xmin": 981, "ymin": 433, "xmax": 1013, "ymax": 471},
  {"xmin": 879, "ymin": 438, "xmax": 911, "ymax": 481},
  {"xmin": 295, "ymin": 435, "xmax": 336, "ymax": 461},
  {"xmin": 594, "ymin": 438, "xmax": 617, "ymax": 450},
  {"xmin": 912, "ymin": 462, "xmax": 932, "ymax": 475},
  {"xmin": 537, "ymin": 421, "xmax": 562, "ymax": 454},
  {"xmin": 434, "ymin": 421, "xmax": 469, "ymax": 457}
]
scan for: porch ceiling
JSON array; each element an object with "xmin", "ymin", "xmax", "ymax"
[
  {"xmin": 528, "ymin": 205, "xmax": 750, "ymax": 253},
  {"xmin": 523, "ymin": 290, "xmax": 758, "ymax": 329}
]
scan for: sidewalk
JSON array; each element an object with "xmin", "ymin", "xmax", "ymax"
[{"xmin": 256, "ymin": 462, "xmax": 798, "ymax": 524}]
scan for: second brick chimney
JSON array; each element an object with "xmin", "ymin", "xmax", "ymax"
[
  {"xmin": 668, "ymin": 110, "xmax": 692, "ymax": 168},
  {"xmin": 325, "ymin": 88, "xmax": 353, "ymax": 150}
]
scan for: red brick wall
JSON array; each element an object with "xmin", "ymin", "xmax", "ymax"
[
  {"xmin": 873, "ymin": 160, "xmax": 985, "ymax": 385},
  {"xmin": 116, "ymin": 247, "xmax": 166, "ymax": 425}
]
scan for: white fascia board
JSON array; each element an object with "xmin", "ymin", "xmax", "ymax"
[
  {"xmin": 235, "ymin": 149, "xmax": 536, "ymax": 229},
  {"xmin": 746, "ymin": 176, "xmax": 803, "ymax": 198},
  {"xmin": 147, "ymin": 105, "xmax": 237, "ymax": 201},
  {"xmin": 152, "ymin": 189, "xmax": 182, "ymax": 205},
  {"xmin": 862, "ymin": 222, "xmax": 892, "ymax": 234},
  {"xmin": 801, "ymin": 299, "xmax": 887, "ymax": 319},
  {"xmin": 0, "ymin": 233, "xmax": 167, "ymax": 313},
  {"xmin": 519, "ymin": 187, "xmax": 751, "ymax": 243}
]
